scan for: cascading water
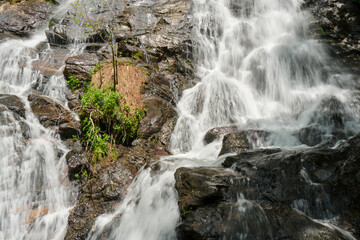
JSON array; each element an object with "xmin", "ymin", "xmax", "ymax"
[
  {"xmin": 88, "ymin": 0, "xmax": 360, "ymax": 239},
  {"xmin": 0, "ymin": 1, "xmax": 82, "ymax": 239}
]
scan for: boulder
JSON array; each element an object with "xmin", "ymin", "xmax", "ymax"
[
  {"xmin": 63, "ymin": 54, "xmax": 99, "ymax": 82},
  {"xmin": 295, "ymin": 96, "xmax": 358, "ymax": 146},
  {"xmin": 58, "ymin": 122, "xmax": 81, "ymax": 140},
  {"xmin": 66, "ymin": 149, "xmax": 88, "ymax": 180},
  {"xmin": 218, "ymin": 130, "xmax": 270, "ymax": 156},
  {"xmin": 204, "ymin": 126, "xmax": 238, "ymax": 144},
  {"xmin": 0, "ymin": 94, "xmax": 25, "ymax": 119},
  {"xmin": 139, "ymin": 97, "xmax": 176, "ymax": 139},
  {"xmin": 28, "ymin": 94, "xmax": 79, "ymax": 129},
  {"xmin": 0, "ymin": 1, "xmax": 53, "ymax": 36},
  {"xmin": 175, "ymin": 134, "xmax": 360, "ymax": 239}
]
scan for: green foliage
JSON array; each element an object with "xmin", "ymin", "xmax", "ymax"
[
  {"xmin": 90, "ymin": 62, "xmax": 103, "ymax": 76},
  {"xmin": 80, "ymin": 85, "xmax": 146, "ymax": 162},
  {"xmin": 317, "ymin": 27, "xmax": 326, "ymax": 35},
  {"xmin": 74, "ymin": 169, "xmax": 88, "ymax": 179},
  {"xmin": 183, "ymin": 207, "xmax": 192, "ymax": 216},
  {"xmin": 66, "ymin": 76, "xmax": 90, "ymax": 91},
  {"xmin": 72, "ymin": 134, "xmax": 78, "ymax": 141},
  {"xmin": 66, "ymin": 76, "xmax": 80, "ymax": 91},
  {"xmin": 131, "ymin": 51, "xmax": 142, "ymax": 60},
  {"xmin": 48, "ymin": 20, "xmax": 55, "ymax": 28}
]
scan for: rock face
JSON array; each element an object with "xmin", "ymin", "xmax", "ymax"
[
  {"xmin": 56, "ymin": 0, "xmax": 195, "ymax": 145},
  {"xmin": 0, "ymin": 1, "xmax": 53, "ymax": 36},
  {"xmin": 304, "ymin": 0, "xmax": 360, "ymax": 69},
  {"xmin": 63, "ymin": 54, "xmax": 99, "ymax": 82},
  {"xmin": 28, "ymin": 94, "xmax": 80, "ymax": 138},
  {"xmin": 218, "ymin": 130, "xmax": 270, "ymax": 156},
  {"xmin": 203, "ymin": 126, "xmax": 238, "ymax": 144},
  {"xmin": 175, "ymin": 135, "xmax": 360, "ymax": 239},
  {"xmin": 0, "ymin": 94, "xmax": 25, "ymax": 119},
  {"xmin": 64, "ymin": 140, "xmax": 168, "ymax": 240},
  {"xmin": 66, "ymin": 149, "xmax": 87, "ymax": 176}
]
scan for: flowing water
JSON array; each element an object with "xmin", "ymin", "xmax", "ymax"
[
  {"xmin": 0, "ymin": 1, "xmax": 81, "ymax": 239},
  {"xmin": 88, "ymin": 0, "xmax": 360, "ymax": 239},
  {"xmin": 0, "ymin": 0, "xmax": 359, "ymax": 239}
]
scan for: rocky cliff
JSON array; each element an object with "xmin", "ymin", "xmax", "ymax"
[{"xmin": 1, "ymin": 0, "xmax": 360, "ymax": 239}]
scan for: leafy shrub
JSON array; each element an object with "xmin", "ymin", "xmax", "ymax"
[
  {"xmin": 66, "ymin": 76, "xmax": 90, "ymax": 91},
  {"xmin": 80, "ymin": 85, "xmax": 145, "ymax": 162},
  {"xmin": 66, "ymin": 76, "xmax": 80, "ymax": 91},
  {"xmin": 90, "ymin": 62, "xmax": 103, "ymax": 76}
]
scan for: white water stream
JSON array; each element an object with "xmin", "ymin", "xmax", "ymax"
[
  {"xmin": 0, "ymin": 1, "xmax": 81, "ymax": 239},
  {"xmin": 88, "ymin": 0, "xmax": 360, "ymax": 239},
  {"xmin": 0, "ymin": 0, "xmax": 358, "ymax": 239}
]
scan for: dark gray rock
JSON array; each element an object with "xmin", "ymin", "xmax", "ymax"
[
  {"xmin": 204, "ymin": 126, "xmax": 238, "ymax": 144},
  {"xmin": 175, "ymin": 134, "xmax": 360, "ymax": 239},
  {"xmin": 19, "ymin": 121, "xmax": 31, "ymax": 139},
  {"xmin": 45, "ymin": 26, "xmax": 68, "ymax": 47},
  {"xmin": 65, "ymin": 140, "xmax": 165, "ymax": 240},
  {"xmin": 139, "ymin": 97, "xmax": 176, "ymax": 139},
  {"xmin": 0, "ymin": 1, "xmax": 53, "ymax": 36},
  {"xmin": 304, "ymin": 0, "xmax": 360, "ymax": 70},
  {"xmin": 66, "ymin": 149, "xmax": 88, "ymax": 180},
  {"xmin": 63, "ymin": 53, "xmax": 99, "ymax": 82},
  {"xmin": 28, "ymin": 94, "xmax": 79, "ymax": 128},
  {"xmin": 218, "ymin": 130, "xmax": 270, "ymax": 156},
  {"xmin": 295, "ymin": 96, "xmax": 357, "ymax": 146},
  {"xmin": 58, "ymin": 122, "xmax": 81, "ymax": 140},
  {"xmin": 0, "ymin": 94, "xmax": 25, "ymax": 119}
]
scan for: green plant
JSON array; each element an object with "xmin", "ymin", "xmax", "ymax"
[
  {"xmin": 66, "ymin": 76, "xmax": 80, "ymax": 91},
  {"xmin": 48, "ymin": 20, "xmax": 55, "ymax": 28},
  {"xmin": 317, "ymin": 27, "xmax": 326, "ymax": 35},
  {"xmin": 80, "ymin": 85, "xmax": 146, "ymax": 162},
  {"xmin": 90, "ymin": 62, "xmax": 103, "ymax": 76},
  {"xmin": 72, "ymin": 134, "xmax": 78, "ymax": 141},
  {"xmin": 131, "ymin": 51, "xmax": 142, "ymax": 60},
  {"xmin": 183, "ymin": 207, "xmax": 192, "ymax": 216}
]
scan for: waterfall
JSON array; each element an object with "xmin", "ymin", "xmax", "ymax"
[
  {"xmin": 88, "ymin": 0, "xmax": 360, "ymax": 239},
  {"xmin": 0, "ymin": 0, "xmax": 82, "ymax": 239},
  {"xmin": 0, "ymin": 0, "xmax": 358, "ymax": 238}
]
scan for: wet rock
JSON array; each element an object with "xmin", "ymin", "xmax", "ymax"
[
  {"xmin": 19, "ymin": 121, "xmax": 31, "ymax": 139},
  {"xmin": 0, "ymin": 94, "xmax": 25, "ymax": 119},
  {"xmin": 28, "ymin": 94, "xmax": 78, "ymax": 128},
  {"xmin": 66, "ymin": 149, "xmax": 88, "ymax": 180},
  {"xmin": 59, "ymin": 0, "xmax": 195, "ymax": 141},
  {"xmin": 295, "ymin": 124, "xmax": 324, "ymax": 146},
  {"xmin": 304, "ymin": 0, "xmax": 360, "ymax": 69},
  {"xmin": 297, "ymin": 96, "xmax": 357, "ymax": 146},
  {"xmin": 45, "ymin": 25, "xmax": 69, "ymax": 47},
  {"xmin": 204, "ymin": 126, "xmax": 238, "ymax": 144},
  {"xmin": 219, "ymin": 132, "xmax": 251, "ymax": 156},
  {"xmin": 218, "ymin": 130, "xmax": 269, "ymax": 156},
  {"xmin": 0, "ymin": 1, "xmax": 53, "ymax": 36},
  {"xmin": 175, "ymin": 134, "xmax": 360, "ymax": 239},
  {"xmin": 139, "ymin": 97, "xmax": 176, "ymax": 139},
  {"xmin": 58, "ymin": 122, "xmax": 81, "ymax": 140},
  {"xmin": 63, "ymin": 54, "xmax": 99, "ymax": 82},
  {"xmin": 65, "ymin": 140, "xmax": 164, "ymax": 240}
]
